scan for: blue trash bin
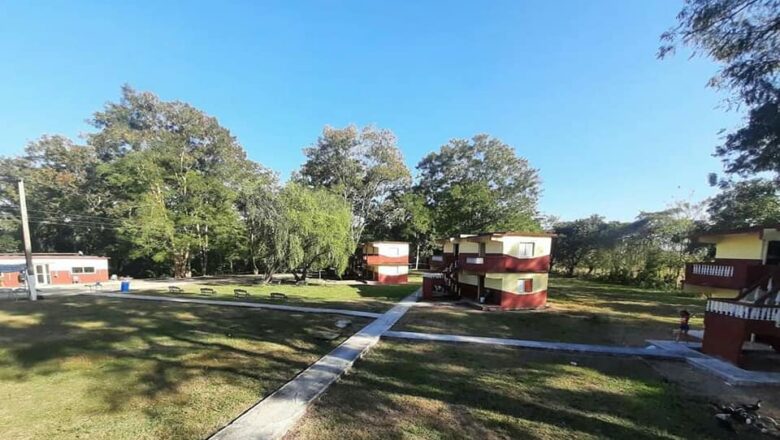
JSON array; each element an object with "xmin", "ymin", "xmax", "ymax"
[{"xmin": 120, "ymin": 280, "xmax": 130, "ymax": 293}]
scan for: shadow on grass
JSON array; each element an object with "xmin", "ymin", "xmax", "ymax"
[
  {"xmin": 0, "ymin": 296, "xmax": 368, "ymax": 438},
  {"xmin": 290, "ymin": 342, "xmax": 737, "ymax": 440}
]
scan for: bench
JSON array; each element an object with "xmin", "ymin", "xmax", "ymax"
[
  {"xmin": 234, "ymin": 289, "xmax": 250, "ymax": 298},
  {"xmin": 86, "ymin": 282, "xmax": 103, "ymax": 292},
  {"xmin": 200, "ymin": 287, "xmax": 216, "ymax": 296},
  {"xmin": 168, "ymin": 286, "xmax": 183, "ymax": 293},
  {"xmin": 270, "ymin": 292, "xmax": 288, "ymax": 300}
]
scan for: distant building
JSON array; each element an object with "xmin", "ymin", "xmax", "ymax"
[
  {"xmin": 426, "ymin": 232, "xmax": 553, "ymax": 310},
  {"xmin": 357, "ymin": 241, "xmax": 409, "ymax": 284},
  {"xmin": 0, "ymin": 253, "xmax": 109, "ymax": 287}
]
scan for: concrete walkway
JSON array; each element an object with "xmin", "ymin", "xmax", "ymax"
[
  {"xmin": 382, "ymin": 331, "xmax": 688, "ymax": 360},
  {"xmin": 88, "ymin": 292, "xmax": 382, "ymax": 319},
  {"xmin": 646, "ymin": 340, "xmax": 780, "ymax": 386},
  {"xmin": 209, "ymin": 290, "xmax": 421, "ymax": 440}
]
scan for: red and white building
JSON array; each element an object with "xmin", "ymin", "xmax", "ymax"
[
  {"xmin": 358, "ymin": 241, "xmax": 409, "ymax": 284},
  {"xmin": 425, "ymin": 232, "xmax": 553, "ymax": 310},
  {"xmin": 0, "ymin": 253, "xmax": 109, "ymax": 287}
]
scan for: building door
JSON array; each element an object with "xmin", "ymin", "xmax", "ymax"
[
  {"xmin": 478, "ymin": 275, "xmax": 485, "ymax": 299},
  {"xmin": 35, "ymin": 264, "xmax": 51, "ymax": 285},
  {"xmin": 767, "ymin": 241, "xmax": 780, "ymax": 265},
  {"xmin": 453, "ymin": 244, "xmax": 460, "ymax": 257}
]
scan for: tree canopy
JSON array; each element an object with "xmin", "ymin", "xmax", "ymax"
[
  {"xmin": 296, "ymin": 125, "xmax": 411, "ymax": 246},
  {"xmin": 661, "ymin": 0, "xmax": 780, "ymax": 179},
  {"xmin": 416, "ymin": 134, "xmax": 541, "ymax": 237}
]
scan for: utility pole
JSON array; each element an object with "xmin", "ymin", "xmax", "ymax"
[{"xmin": 18, "ymin": 180, "xmax": 37, "ymax": 301}]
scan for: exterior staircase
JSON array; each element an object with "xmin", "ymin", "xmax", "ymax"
[{"xmin": 441, "ymin": 261, "xmax": 460, "ymax": 297}]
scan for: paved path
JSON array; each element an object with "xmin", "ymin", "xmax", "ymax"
[
  {"xmin": 646, "ymin": 340, "xmax": 780, "ymax": 386},
  {"xmin": 383, "ymin": 331, "xmax": 688, "ymax": 360},
  {"xmin": 88, "ymin": 292, "xmax": 382, "ymax": 319},
  {"xmin": 209, "ymin": 290, "xmax": 421, "ymax": 440}
]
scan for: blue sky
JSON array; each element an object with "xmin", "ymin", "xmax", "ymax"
[{"xmin": 0, "ymin": 0, "xmax": 741, "ymax": 221}]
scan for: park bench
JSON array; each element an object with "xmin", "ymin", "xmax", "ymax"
[
  {"xmin": 270, "ymin": 292, "xmax": 288, "ymax": 300},
  {"xmin": 200, "ymin": 287, "xmax": 216, "ymax": 296},
  {"xmin": 168, "ymin": 286, "xmax": 183, "ymax": 293},
  {"xmin": 86, "ymin": 282, "xmax": 103, "ymax": 292},
  {"xmin": 234, "ymin": 289, "xmax": 250, "ymax": 298}
]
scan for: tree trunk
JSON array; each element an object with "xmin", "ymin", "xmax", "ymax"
[
  {"xmin": 567, "ymin": 265, "xmax": 576, "ymax": 277},
  {"xmin": 173, "ymin": 250, "xmax": 190, "ymax": 279},
  {"xmin": 415, "ymin": 243, "xmax": 420, "ymax": 270}
]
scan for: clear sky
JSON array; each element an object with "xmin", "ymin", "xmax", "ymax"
[{"xmin": 0, "ymin": 0, "xmax": 741, "ymax": 221}]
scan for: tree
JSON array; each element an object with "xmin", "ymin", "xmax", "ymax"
[
  {"xmin": 0, "ymin": 135, "xmax": 115, "ymax": 256},
  {"xmin": 707, "ymin": 178, "xmax": 780, "ymax": 228},
  {"xmin": 417, "ymin": 134, "xmax": 541, "ymax": 236},
  {"xmin": 279, "ymin": 183, "xmax": 353, "ymax": 281},
  {"xmin": 661, "ymin": 0, "xmax": 780, "ymax": 179},
  {"xmin": 363, "ymin": 192, "xmax": 434, "ymax": 269},
  {"xmin": 552, "ymin": 215, "xmax": 609, "ymax": 276},
  {"xmin": 235, "ymin": 163, "xmax": 281, "ymax": 276},
  {"xmin": 297, "ymin": 125, "xmax": 411, "ymax": 246},
  {"xmin": 96, "ymin": 87, "xmax": 250, "ymax": 278}
]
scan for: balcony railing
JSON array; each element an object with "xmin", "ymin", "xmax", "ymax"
[
  {"xmin": 431, "ymin": 255, "xmax": 443, "ymax": 262},
  {"xmin": 691, "ymin": 264, "xmax": 734, "ymax": 278},
  {"xmin": 465, "ymin": 257, "xmax": 484, "ymax": 264},
  {"xmin": 685, "ymin": 262, "xmax": 767, "ymax": 290},
  {"xmin": 706, "ymin": 299, "xmax": 780, "ymax": 323}
]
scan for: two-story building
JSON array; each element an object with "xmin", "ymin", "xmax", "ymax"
[
  {"xmin": 428, "ymin": 232, "xmax": 553, "ymax": 310},
  {"xmin": 684, "ymin": 225, "xmax": 780, "ymax": 366},
  {"xmin": 357, "ymin": 241, "xmax": 409, "ymax": 284},
  {"xmin": 683, "ymin": 225, "xmax": 780, "ymax": 298}
]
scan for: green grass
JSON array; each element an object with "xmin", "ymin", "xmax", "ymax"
[
  {"xmin": 0, "ymin": 296, "xmax": 368, "ymax": 440},
  {"xmin": 287, "ymin": 341, "xmax": 740, "ymax": 440},
  {"xmin": 139, "ymin": 281, "xmax": 420, "ymax": 313},
  {"xmin": 396, "ymin": 276, "xmax": 707, "ymax": 346}
]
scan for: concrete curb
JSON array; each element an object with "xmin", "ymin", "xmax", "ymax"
[{"xmin": 87, "ymin": 292, "xmax": 382, "ymax": 319}]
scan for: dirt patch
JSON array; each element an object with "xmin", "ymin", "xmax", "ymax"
[{"xmin": 648, "ymin": 360, "xmax": 780, "ymax": 420}]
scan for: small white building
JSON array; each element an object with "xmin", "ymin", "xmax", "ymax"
[
  {"xmin": 359, "ymin": 241, "xmax": 409, "ymax": 284},
  {"xmin": 0, "ymin": 253, "xmax": 109, "ymax": 287}
]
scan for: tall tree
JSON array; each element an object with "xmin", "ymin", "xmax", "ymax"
[
  {"xmin": 661, "ymin": 0, "xmax": 780, "ymax": 179},
  {"xmin": 707, "ymin": 178, "xmax": 780, "ymax": 228},
  {"xmin": 417, "ymin": 134, "xmax": 541, "ymax": 236},
  {"xmin": 279, "ymin": 183, "xmax": 353, "ymax": 281},
  {"xmin": 0, "ymin": 135, "xmax": 115, "ymax": 255},
  {"xmin": 296, "ymin": 125, "xmax": 411, "ymax": 246},
  {"xmin": 96, "ymin": 87, "xmax": 250, "ymax": 278}
]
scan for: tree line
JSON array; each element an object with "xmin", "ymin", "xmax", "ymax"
[{"xmin": 0, "ymin": 86, "xmax": 542, "ymax": 279}]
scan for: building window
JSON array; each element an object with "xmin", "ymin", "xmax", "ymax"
[
  {"xmin": 72, "ymin": 267, "xmax": 95, "ymax": 274},
  {"xmin": 517, "ymin": 243, "xmax": 534, "ymax": 258},
  {"xmin": 516, "ymin": 279, "xmax": 533, "ymax": 293}
]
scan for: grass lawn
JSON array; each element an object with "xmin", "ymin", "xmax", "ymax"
[
  {"xmin": 0, "ymin": 296, "xmax": 369, "ymax": 440},
  {"xmin": 287, "ymin": 341, "xmax": 742, "ymax": 440},
  {"xmin": 138, "ymin": 280, "xmax": 420, "ymax": 313},
  {"xmin": 396, "ymin": 277, "xmax": 707, "ymax": 346}
]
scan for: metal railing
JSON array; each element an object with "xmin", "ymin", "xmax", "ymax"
[
  {"xmin": 692, "ymin": 264, "xmax": 735, "ymax": 278},
  {"xmin": 706, "ymin": 299, "xmax": 780, "ymax": 323},
  {"xmin": 431, "ymin": 255, "xmax": 443, "ymax": 262},
  {"xmin": 465, "ymin": 257, "xmax": 484, "ymax": 264}
]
